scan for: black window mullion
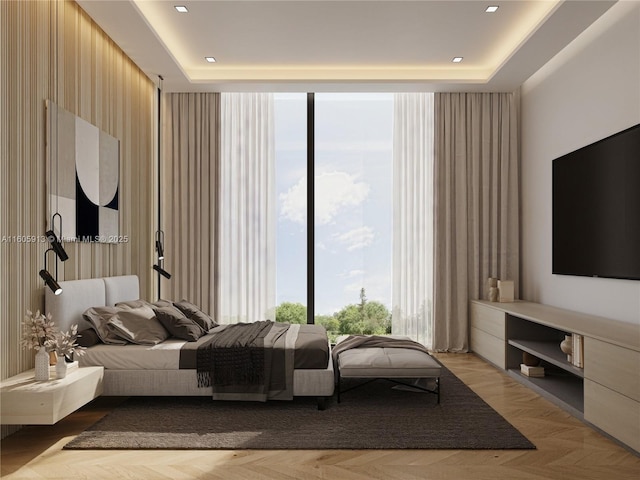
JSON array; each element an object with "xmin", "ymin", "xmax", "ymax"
[{"xmin": 307, "ymin": 93, "xmax": 315, "ymax": 324}]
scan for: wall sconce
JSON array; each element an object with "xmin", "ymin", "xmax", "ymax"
[
  {"xmin": 40, "ymin": 248, "xmax": 62, "ymax": 295},
  {"xmin": 154, "ymin": 77, "xmax": 170, "ymax": 297},
  {"xmin": 153, "ymin": 264, "xmax": 172, "ymax": 279},
  {"xmin": 155, "ymin": 230, "xmax": 165, "ymax": 260},
  {"xmin": 42, "ymin": 2, "xmax": 66, "ymax": 296},
  {"xmin": 153, "ymin": 230, "xmax": 171, "ymax": 279},
  {"xmin": 46, "ymin": 213, "xmax": 68, "ymax": 261}
]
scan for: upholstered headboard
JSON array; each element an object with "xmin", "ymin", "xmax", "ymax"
[{"xmin": 45, "ymin": 275, "xmax": 139, "ymax": 332}]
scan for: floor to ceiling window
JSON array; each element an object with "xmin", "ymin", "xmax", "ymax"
[
  {"xmin": 274, "ymin": 93, "xmax": 308, "ymax": 323},
  {"xmin": 275, "ymin": 93, "xmax": 393, "ymax": 341}
]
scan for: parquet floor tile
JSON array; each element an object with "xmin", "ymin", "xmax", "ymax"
[{"xmin": 2, "ymin": 353, "xmax": 638, "ymax": 479}]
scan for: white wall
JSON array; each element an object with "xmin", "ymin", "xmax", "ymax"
[{"xmin": 521, "ymin": 1, "xmax": 640, "ymax": 325}]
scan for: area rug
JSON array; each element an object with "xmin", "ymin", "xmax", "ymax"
[{"xmin": 64, "ymin": 367, "xmax": 535, "ymax": 450}]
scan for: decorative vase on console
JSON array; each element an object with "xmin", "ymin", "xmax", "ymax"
[
  {"xmin": 34, "ymin": 347, "xmax": 50, "ymax": 381},
  {"xmin": 560, "ymin": 334, "xmax": 573, "ymax": 363},
  {"xmin": 55, "ymin": 355, "xmax": 68, "ymax": 379},
  {"xmin": 486, "ymin": 277, "xmax": 499, "ymax": 302},
  {"xmin": 47, "ymin": 324, "xmax": 86, "ymax": 378},
  {"xmin": 20, "ymin": 310, "xmax": 57, "ymax": 382}
]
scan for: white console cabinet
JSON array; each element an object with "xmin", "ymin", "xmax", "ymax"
[
  {"xmin": 470, "ymin": 299, "xmax": 640, "ymax": 454},
  {"xmin": 1, "ymin": 366, "xmax": 103, "ymax": 425}
]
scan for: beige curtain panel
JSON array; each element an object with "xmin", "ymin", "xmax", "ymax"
[
  {"xmin": 161, "ymin": 92, "xmax": 220, "ymax": 316},
  {"xmin": 433, "ymin": 92, "xmax": 520, "ymax": 352}
]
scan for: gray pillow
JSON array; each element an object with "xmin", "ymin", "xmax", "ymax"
[
  {"xmin": 107, "ymin": 306, "xmax": 169, "ymax": 345},
  {"xmin": 76, "ymin": 328, "xmax": 101, "ymax": 347},
  {"xmin": 152, "ymin": 304, "xmax": 205, "ymax": 341},
  {"xmin": 82, "ymin": 306, "xmax": 128, "ymax": 345},
  {"xmin": 173, "ymin": 300, "xmax": 217, "ymax": 332},
  {"xmin": 152, "ymin": 299, "xmax": 173, "ymax": 308},
  {"xmin": 115, "ymin": 299, "xmax": 152, "ymax": 310}
]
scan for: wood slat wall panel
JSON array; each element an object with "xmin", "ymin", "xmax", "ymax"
[{"xmin": 1, "ymin": 0, "xmax": 155, "ymax": 439}]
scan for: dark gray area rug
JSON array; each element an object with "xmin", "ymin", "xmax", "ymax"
[{"xmin": 64, "ymin": 367, "xmax": 535, "ymax": 450}]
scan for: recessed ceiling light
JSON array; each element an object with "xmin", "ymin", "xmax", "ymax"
[
  {"xmin": 485, "ymin": 6, "xmax": 499, "ymax": 13},
  {"xmin": 175, "ymin": 6, "xmax": 188, "ymax": 13},
  {"xmin": 205, "ymin": 56, "xmax": 216, "ymax": 63},
  {"xmin": 452, "ymin": 57, "xmax": 463, "ymax": 63}
]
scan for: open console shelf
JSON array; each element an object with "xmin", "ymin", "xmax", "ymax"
[
  {"xmin": 469, "ymin": 299, "xmax": 640, "ymax": 454},
  {"xmin": 507, "ymin": 339, "xmax": 584, "ymax": 377},
  {"xmin": 507, "ymin": 366, "xmax": 584, "ymax": 416},
  {"xmin": 505, "ymin": 313, "xmax": 584, "ymax": 417}
]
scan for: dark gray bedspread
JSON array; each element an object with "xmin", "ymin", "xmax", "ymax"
[
  {"xmin": 179, "ymin": 323, "xmax": 329, "ymax": 370},
  {"xmin": 183, "ymin": 322, "xmax": 329, "ymax": 401}
]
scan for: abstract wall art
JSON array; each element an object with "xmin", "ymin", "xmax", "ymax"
[{"xmin": 46, "ymin": 100, "xmax": 120, "ymax": 243}]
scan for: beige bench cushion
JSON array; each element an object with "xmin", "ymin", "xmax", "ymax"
[{"xmin": 338, "ymin": 346, "xmax": 442, "ymax": 378}]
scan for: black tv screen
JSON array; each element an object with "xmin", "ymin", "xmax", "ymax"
[{"xmin": 553, "ymin": 123, "xmax": 640, "ymax": 281}]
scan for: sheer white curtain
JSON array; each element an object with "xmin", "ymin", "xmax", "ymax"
[
  {"xmin": 392, "ymin": 93, "xmax": 435, "ymax": 348},
  {"xmin": 219, "ymin": 93, "xmax": 276, "ymax": 323}
]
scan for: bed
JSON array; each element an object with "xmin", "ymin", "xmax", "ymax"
[{"xmin": 45, "ymin": 275, "xmax": 335, "ymax": 409}]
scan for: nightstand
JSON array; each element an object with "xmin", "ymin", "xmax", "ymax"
[{"xmin": 0, "ymin": 366, "xmax": 103, "ymax": 424}]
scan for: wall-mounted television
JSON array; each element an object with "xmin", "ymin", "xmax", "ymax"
[{"xmin": 552, "ymin": 123, "xmax": 640, "ymax": 281}]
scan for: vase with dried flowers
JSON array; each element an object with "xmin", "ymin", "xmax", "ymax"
[
  {"xmin": 46, "ymin": 325, "xmax": 86, "ymax": 379},
  {"xmin": 21, "ymin": 310, "xmax": 58, "ymax": 381}
]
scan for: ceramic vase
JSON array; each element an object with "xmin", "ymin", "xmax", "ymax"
[
  {"xmin": 486, "ymin": 278, "xmax": 498, "ymax": 300},
  {"xmin": 489, "ymin": 287, "xmax": 499, "ymax": 302},
  {"xmin": 560, "ymin": 334, "xmax": 573, "ymax": 362},
  {"xmin": 55, "ymin": 355, "xmax": 68, "ymax": 379},
  {"xmin": 522, "ymin": 351, "xmax": 539, "ymax": 366},
  {"xmin": 34, "ymin": 348, "xmax": 50, "ymax": 381}
]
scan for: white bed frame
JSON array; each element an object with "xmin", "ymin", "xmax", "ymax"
[{"xmin": 45, "ymin": 275, "xmax": 334, "ymax": 409}]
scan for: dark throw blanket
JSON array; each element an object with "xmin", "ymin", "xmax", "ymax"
[
  {"xmin": 196, "ymin": 321, "xmax": 297, "ymax": 401},
  {"xmin": 197, "ymin": 320, "xmax": 273, "ymax": 389}
]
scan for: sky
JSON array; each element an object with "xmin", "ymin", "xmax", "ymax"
[{"xmin": 275, "ymin": 93, "xmax": 393, "ymax": 315}]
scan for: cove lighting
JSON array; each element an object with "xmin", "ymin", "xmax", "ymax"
[
  {"xmin": 452, "ymin": 57, "xmax": 463, "ymax": 63},
  {"xmin": 485, "ymin": 6, "xmax": 499, "ymax": 13},
  {"xmin": 205, "ymin": 56, "xmax": 216, "ymax": 63}
]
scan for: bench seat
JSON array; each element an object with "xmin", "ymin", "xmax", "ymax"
[{"xmin": 335, "ymin": 335, "xmax": 442, "ymax": 403}]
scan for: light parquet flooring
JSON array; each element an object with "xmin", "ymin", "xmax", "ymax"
[{"xmin": 1, "ymin": 353, "xmax": 639, "ymax": 480}]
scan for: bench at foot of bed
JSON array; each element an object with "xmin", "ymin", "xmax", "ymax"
[{"xmin": 334, "ymin": 335, "xmax": 441, "ymax": 404}]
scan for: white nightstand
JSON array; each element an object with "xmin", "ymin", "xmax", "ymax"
[{"xmin": 0, "ymin": 366, "xmax": 104, "ymax": 424}]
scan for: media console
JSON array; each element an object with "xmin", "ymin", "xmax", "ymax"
[{"xmin": 470, "ymin": 299, "xmax": 639, "ymax": 454}]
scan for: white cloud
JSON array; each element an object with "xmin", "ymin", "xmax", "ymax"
[
  {"xmin": 316, "ymin": 140, "xmax": 391, "ymax": 153},
  {"xmin": 335, "ymin": 226, "xmax": 375, "ymax": 251},
  {"xmin": 344, "ymin": 274, "xmax": 392, "ymax": 307},
  {"xmin": 316, "ymin": 172, "xmax": 369, "ymax": 225},
  {"xmin": 339, "ymin": 269, "xmax": 365, "ymax": 279},
  {"xmin": 279, "ymin": 172, "xmax": 369, "ymax": 226},
  {"xmin": 344, "ymin": 282, "xmax": 364, "ymax": 295},
  {"xmin": 280, "ymin": 177, "xmax": 307, "ymax": 224}
]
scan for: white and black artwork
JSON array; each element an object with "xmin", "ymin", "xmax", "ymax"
[{"xmin": 47, "ymin": 100, "xmax": 120, "ymax": 243}]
